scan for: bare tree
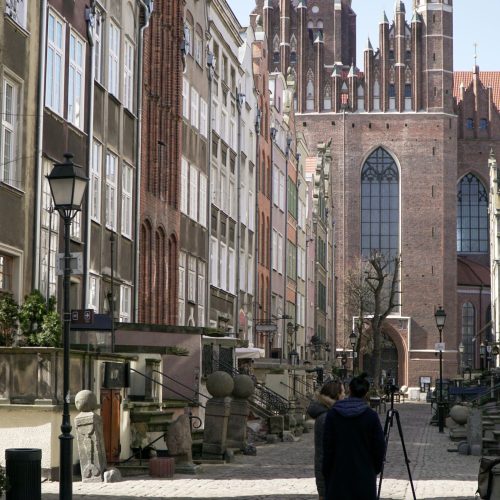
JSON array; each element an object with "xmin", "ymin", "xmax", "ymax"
[{"xmin": 365, "ymin": 252, "xmax": 401, "ymax": 390}]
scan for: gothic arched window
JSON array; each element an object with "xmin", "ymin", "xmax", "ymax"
[
  {"xmin": 457, "ymin": 174, "xmax": 488, "ymax": 253},
  {"xmin": 361, "ymin": 148, "xmax": 399, "ymax": 259},
  {"xmin": 461, "ymin": 302, "xmax": 475, "ymax": 368}
]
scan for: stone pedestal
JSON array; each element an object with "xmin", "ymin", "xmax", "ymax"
[
  {"xmin": 74, "ymin": 390, "xmax": 107, "ymax": 482},
  {"xmin": 227, "ymin": 375, "xmax": 254, "ymax": 450},
  {"xmin": 165, "ymin": 414, "xmax": 201, "ymax": 474},
  {"xmin": 467, "ymin": 408, "xmax": 483, "ymax": 456},
  {"xmin": 202, "ymin": 371, "xmax": 234, "ymax": 459}
]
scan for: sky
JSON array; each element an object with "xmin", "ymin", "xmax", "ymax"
[{"xmin": 228, "ymin": 0, "xmax": 499, "ymax": 72}]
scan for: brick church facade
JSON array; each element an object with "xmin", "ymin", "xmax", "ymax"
[{"xmin": 254, "ymin": 0, "xmax": 500, "ymax": 386}]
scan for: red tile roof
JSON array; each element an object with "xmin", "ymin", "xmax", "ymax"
[{"xmin": 454, "ymin": 71, "xmax": 500, "ymax": 110}]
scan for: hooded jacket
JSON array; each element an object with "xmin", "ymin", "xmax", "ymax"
[
  {"xmin": 322, "ymin": 397, "xmax": 385, "ymax": 500},
  {"xmin": 307, "ymin": 394, "xmax": 336, "ymax": 498}
]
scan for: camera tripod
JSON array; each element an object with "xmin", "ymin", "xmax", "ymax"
[{"xmin": 377, "ymin": 387, "xmax": 417, "ymax": 500}]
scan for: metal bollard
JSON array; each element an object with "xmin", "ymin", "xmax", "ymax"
[{"xmin": 5, "ymin": 448, "xmax": 41, "ymax": 500}]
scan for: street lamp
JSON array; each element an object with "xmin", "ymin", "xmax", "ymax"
[
  {"xmin": 349, "ymin": 330, "xmax": 357, "ymax": 375},
  {"xmin": 458, "ymin": 342, "xmax": 464, "ymax": 377},
  {"xmin": 480, "ymin": 342, "xmax": 486, "ymax": 371},
  {"xmin": 47, "ymin": 153, "xmax": 88, "ymax": 499},
  {"xmin": 434, "ymin": 306, "xmax": 446, "ymax": 433}
]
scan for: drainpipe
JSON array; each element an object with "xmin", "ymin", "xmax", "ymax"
[
  {"xmin": 83, "ymin": 2, "xmax": 96, "ymax": 310},
  {"xmin": 283, "ymin": 134, "xmax": 291, "ymax": 359},
  {"xmin": 235, "ymin": 93, "xmax": 244, "ymax": 338},
  {"xmin": 269, "ymin": 124, "xmax": 276, "ymax": 355},
  {"xmin": 133, "ymin": 1, "xmax": 152, "ymax": 321},
  {"xmin": 206, "ymin": 53, "xmax": 214, "ymax": 327},
  {"xmin": 33, "ymin": 0, "xmax": 48, "ymax": 291},
  {"xmin": 253, "ymin": 108, "xmax": 261, "ymax": 342}
]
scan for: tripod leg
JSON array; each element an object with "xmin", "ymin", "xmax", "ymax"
[
  {"xmin": 377, "ymin": 411, "xmax": 393, "ymax": 500},
  {"xmin": 394, "ymin": 411, "xmax": 417, "ymax": 500}
]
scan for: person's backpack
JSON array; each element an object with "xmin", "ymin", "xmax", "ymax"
[{"xmin": 477, "ymin": 456, "xmax": 500, "ymax": 499}]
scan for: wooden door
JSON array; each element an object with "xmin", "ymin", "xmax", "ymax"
[{"xmin": 101, "ymin": 389, "xmax": 121, "ymax": 463}]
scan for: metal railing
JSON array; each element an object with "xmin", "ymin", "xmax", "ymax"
[{"xmin": 215, "ymin": 357, "xmax": 290, "ymax": 415}]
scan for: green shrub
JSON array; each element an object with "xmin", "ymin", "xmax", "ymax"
[
  {"xmin": 0, "ymin": 465, "xmax": 7, "ymax": 496},
  {"xmin": 0, "ymin": 293, "xmax": 18, "ymax": 346}
]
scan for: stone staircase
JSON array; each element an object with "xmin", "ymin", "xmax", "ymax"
[{"xmin": 482, "ymin": 403, "xmax": 500, "ymax": 456}]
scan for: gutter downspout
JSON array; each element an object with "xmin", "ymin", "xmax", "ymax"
[
  {"xmin": 83, "ymin": 2, "xmax": 96, "ymax": 310},
  {"xmin": 235, "ymin": 94, "xmax": 243, "ymax": 338},
  {"xmin": 134, "ymin": 1, "xmax": 152, "ymax": 321},
  {"xmin": 253, "ymin": 108, "xmax": 261, "ymax": 341},
  {"xmin": 33, "ymin": 0, "xmax": 48, "ymax": 291},
  {"xmin": 269, "ymin": 134, "xmax": 274, "ymax": 356},
  {"xmin": 206, "ymin": 55, "xmax": 214, "ymax": 327}
]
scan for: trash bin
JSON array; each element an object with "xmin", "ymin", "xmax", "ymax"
[{"xmin": 5, "ymin": 448, "xmax": 41, "ymax": 500}]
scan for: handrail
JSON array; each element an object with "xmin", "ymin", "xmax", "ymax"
[
  {"xmin": 467, "ymin": 380, "xmax": 500, "ymax": 407},
  {"xmin": 213, "ymin": 356, "xmax": 289, "ymax": 415},
  {"xmin": 152, "ymin": 368, "xmax": 209, "ymax": 402},
  {"xmin": 279, "ymin": 380, "xmax": 310, "ymax": 401},
  {"xmin": 295, "ymin": 377, "xmax": 316, "ymax": 394},
  {"xmin": 129, "ymin": 367, "xmax": 205, "ymax": 409}
]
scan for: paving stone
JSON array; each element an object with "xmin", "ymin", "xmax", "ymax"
[{"xmin": 41, "ymin": 403, "xmax": 479, "ymax": 499}]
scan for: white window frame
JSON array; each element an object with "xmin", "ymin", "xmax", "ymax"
[
  {"xmin": 88, "ymin": 274, "xmax": 100, "ymax": 311},
  {"xmin": 277, "ymin": 233, "xmax": 283, "ymax": 274},
  {"xmin": 105, "ymin": 151, "xmax": 118, "ymax": 230},
  {"xmin": 228, "ymin": 248, "xmax": 235, "ymax": 294},
  {"xmin": 189, "ymin": 165, "xmax": 198, "ymax": 221},
  {"xmin": 45, "ymin": 10, "xmax": 65, "ymax": 115},
  {"xmin": 179, "ymin": 252, "xmax": 186, "ymax": 325},
  {"xmin": 68, "ymin": 31, "xmax": 86, "ymax": 129},
  {"xmin": 194, "ymin": 31, "xmax": 203, "ymax": 66},
  {"xmin": 199, "ymin": 172, "xmax": 207, "ymax": 228},
  {"xmin": 190, "ymin": 87, "xmax": 199, "ymax": 129},
  {"xmin": 200, "ymin": 98, "xmax": 208, "ymax": 138},
  {"xmin": 70, "ymin": 212, "xmax": 81, "ymax": 240},
  {"xmin": 5, "ymin": 0, "xmax": 27, "ymax": 29},
  {"xmin": 94, "ymin": 8, "xmax": 103, "ymax": 84},
  {"xmin": 184, "ymin": 23, "xmax": 192, "ymax": 56},
  {"xmin": 220, "ymin": 242, "xmax": 227, "ymax": 291},
  {"xmin": 272, "ymin": 230, "xmax": 278, "ymax": 270},
  {"xmin": 119, "ymin": 284, "xmax": 131, "ymax": 322},
  {"xmin": 108, "ymin": 21, "xmax": 120, "ymax": 98},
  {"xmin": 229, "ymin": 180, "xmax": 235, "ymax": 219},
  {"xmin": 220, "ymin": 172, "xmax": 227, "ymax": 213},
  {"xmin": 221, "ymin": 110, "xmax": 228, "ymax": 143},
  {"xmin": 272, "ymin": 165, "xmax": 279, "ymax": 206},
  {"xmin": 1, "ymin": 76, "xmax": 20, "ymax": 189},
  {"xmin": 197, "ymin": 262, "xmax": 205, "ymax": 326},
  {"xmin": 182, "ymin": 77, "xmax": 190, "ymax": 120},
  {"xmin": 210, "ymin": 237, "xmax": 218, "ymax": 287},
  {"xmin": 121, "ymin": 163, "xmax": 133, "ymax": 238},
  {"xmin": 188, "ymin": 255, "xmax": 196, "ymax": 302},
  {"xmin": 181, "ymin": 157, "xmax": 189, "ymax": 215},
  {"xmin": 123, "ymin": 37, "xmax": 134, "ymax": 110},
  {"xmin": 90, "ymin": 140, "xmax": 102, "ymax": 222},
  {"xmin": 279, "ymin": 171, "xmax": 285, "ymax": 211}
]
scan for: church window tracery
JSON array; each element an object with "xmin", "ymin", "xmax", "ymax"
[
  {"xmin": 290, "ymin": 34, "xmax": 297, "ymax": 64},
  {"xmin": 273, "ymin": 34, "xmax": 280, "ymax": 63},
  {"xmin": 457, "ymin": 174, "xmax": 488, "ymax": 253},
  {"xmin": 306, "ymin": 68, "xmax": 314, "ymax": 111},
  {"xmin": 361, "ymin": 148, "xmax": 399, "ymax": 259},
  {"xmin": 324, "ymin": 83, "xmax": 331, "ymax": 111}
]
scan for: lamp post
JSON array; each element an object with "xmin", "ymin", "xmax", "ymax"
[
  {"xmin": 434, "ymin": 306, "xmax": 446, "ymax": 433},
  {"xmin": 458, "ymin": 342, "xmax": 464, "ymax": 377},
  {"xmin": 349, "ymin": 330, "xmax": 357, "ymax": 375},
  {"xmin": 47, "ymin": 153, "xmax": 88, "ymax": 499},
  {"xmin": 480, "ymin": 342, "xmax": 486, "ymax": 371}
]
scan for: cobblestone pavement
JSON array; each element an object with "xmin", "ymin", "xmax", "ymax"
[{"xmin": 42, "ymin": 402, "xmax": 479, "ymax": 499}]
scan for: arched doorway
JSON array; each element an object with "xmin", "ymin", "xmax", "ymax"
[{"xmin": 362, "ymin": 331, "xmax": 399, "ymax": 385}]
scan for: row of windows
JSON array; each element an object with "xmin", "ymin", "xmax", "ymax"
[
  {"xmin": 182, "ymin": 78, "xmax": 208, "ymax": 138},
  {"xmin": 90, "ymin": 141, "xmax": 133, "ymax": 238},
  {"xmin": 181, "ymin": 158, "xmax": 208, "ymax": 227}
]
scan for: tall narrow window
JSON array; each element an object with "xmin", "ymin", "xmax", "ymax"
[
  {"xmin": 1, "ymin": 77, "xmax": 19, "ymax": 188},
  {"xmin": 94, "ymin": 8, "xmax": 103, "ymax": 83},
  {"xmin": 90, "ymin": 141, "xmax": 102, "ymax": 222},
  {"xmin": 182, "ymin": 78, "xmax": 190, "ymax": 120},
  {"xmin": 5, "ymin": 0, "xmax": 26, "ymax": 28},
  {"xmin": 108, "ymin": 21, "xmax": 120, "ymax": 98},
  {"xmin": 197, "ymin": 262, "xmax": 205, "ymax": 326},
  {"xmin": 119, "ymin": 285, "xmax": 131, "ymax": 322},
  {"xmin": 199, "ymin": 172, "xmax": 207, "ymax": 228},
  {"xmin": 88, "ymin": 274, "xmax": 100, "ymax": 311},
  {"xmin": 180, "ymin": 157, "xmax": 188, "ymax": 214},
  {"xmin": 105, "ymin": 152, "xmax": 117, "ymax": 230},
  {"xmin": 190, "ymin": 87, "xmax": 199, "ymax": 129},
  {"xmin": 200, "ymin": 98, "xmax": 208, "ymax": 137},
  {"xmin": 68, "ymin": 32, "xmax": 85, "ymax": 128},
  {"xmin": 361, "ymin": 148, "xmax": 399, "ymax": 259},
  {"xmin": 178, "ymin": 252, "xmax": 186, "ymax": 325},
  {"xmin": 189, "ymin": 165, "xmax": 198, "ymax": 221},
  {"xmin": 45, "ymin": 10, "xmax": 65, "ymax": 115},
  {"xmin": 188, "ymin": 255, "xmax": 196, "ymax": 302},
  {"xmin": 121, "ymin": 163, "xmax": 133, "ymax": 238},
  {"xmin": 461, "ymin": 302, "xmax": 475, "ymax": 367},
  {"xmin": 457, "ymin": 174, "xmax": 488, "ymax": 253},
  {"xmin": 123, "ymin": 38, "xmax": 134, "ymax": 110},
  {"xmin": 373, "ymin": 81, "xmax": 380, "ymax": 111}
]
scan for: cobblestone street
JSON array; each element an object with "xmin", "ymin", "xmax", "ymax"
[{"xmin": 42, "ymin": 403, "xmax": 479, "ymax": 499}]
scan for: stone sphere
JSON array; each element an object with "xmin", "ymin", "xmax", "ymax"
[
  {"xmin": 206, "ymin": 371, "xmax": 234, "ymax": 398},
  {"xmin": 450, "ymin": 405, "xmax": 470, "ymax": 425},
  {"xmin": 232, "ymin": 375, "xmax": 255, "ymax": 399},
  {"xmin": 75, "ymin": 390, "xmax": 98, "ymax": 412}
]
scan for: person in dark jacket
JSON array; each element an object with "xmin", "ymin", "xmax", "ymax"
[
  {"xmin": 307, "ymin": 380, "xmax": 345, "ymax": 500},
  {"xmin": 322, "ymin": 373, "xmax": 385, "ymax": 500}
]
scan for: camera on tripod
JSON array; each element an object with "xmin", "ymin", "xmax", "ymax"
[{"xmin": 384, "ymin": 378, "xmax": 398, "ymax": 396}]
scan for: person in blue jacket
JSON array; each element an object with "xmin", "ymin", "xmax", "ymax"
[{"xmin": 322, "ymin": 372, "xmax": 386, "ymax": 500}]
